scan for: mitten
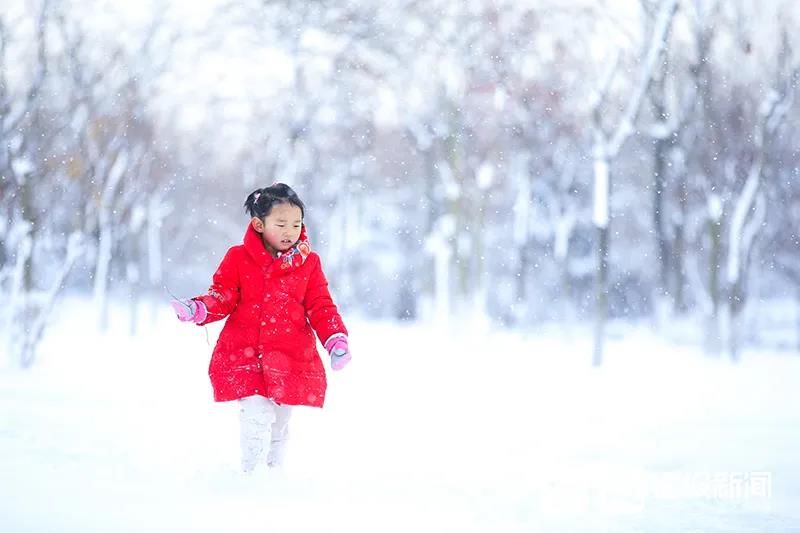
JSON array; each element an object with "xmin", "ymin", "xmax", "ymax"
[
  {"xmin": 324, "ymin": 334, "xmax": 351, "ymax": 371},
  {"xmin": 170, "ymin": 298, "xmax": 207, "ymax": 324}
]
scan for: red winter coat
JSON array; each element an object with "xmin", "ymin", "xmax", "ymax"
[{"xmin": 194, "ymin": 224, "xmax": 347, "ymax": 407}]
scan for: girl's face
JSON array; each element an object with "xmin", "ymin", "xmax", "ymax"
[{"xmin": 252, "ymin": 202, "xmax": 303, "ymax": 255}]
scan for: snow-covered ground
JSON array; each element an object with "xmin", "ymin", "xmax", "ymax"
[{"xmin": 1, "ymin": 298, "xmax": 799, "ymax": 532}]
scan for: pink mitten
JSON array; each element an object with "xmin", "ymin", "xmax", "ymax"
[
  {"xmin": 324, "ymin": 334, "xmax": 351, "ymax": 371},
  {"xmin": 170, "ymin": 298, "xmax": 207, "ymax": 323}
]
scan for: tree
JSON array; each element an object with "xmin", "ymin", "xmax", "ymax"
[{"xmin": 588, "ymin": 0, "xmax": 679, "ymax": 366}]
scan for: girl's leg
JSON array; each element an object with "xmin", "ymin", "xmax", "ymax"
[
  {"xmin": 238, "ymin": 395, "xmax": 277, "ymax": 473},
  {"xmin": 267, "ymin": 403, "xmax": 293, "ymax": 468}
]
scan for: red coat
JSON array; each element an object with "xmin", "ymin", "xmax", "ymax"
[{"xmin": 194, "ymin": 224, "xmax": 347, "ymax": 407}]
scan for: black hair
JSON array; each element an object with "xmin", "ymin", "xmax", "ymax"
[{"xmin": 244, "ymin": 183, "xmax": 305, "ymax": 220}]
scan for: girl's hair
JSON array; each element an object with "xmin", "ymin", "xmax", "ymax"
[{"xmin": 244, "ymin": 183, "xmax": 305, "ymax": 220}]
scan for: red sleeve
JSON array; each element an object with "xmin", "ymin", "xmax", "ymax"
[
  {"xmin": 194, "ymin": 248, "xmax": 241, "ymax": 326},
  {"xmin": 304, "ymin": 254, "xmax": 348, "ymax": 343}
]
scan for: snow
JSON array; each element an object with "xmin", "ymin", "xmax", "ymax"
[
  {"xmin": 374, "ymin": 86, "xmax": 400, "ymax": 129},
  {"xmin": 476, "ymin": 163, "xmax": 494, "ymax": 190},
  {"xmin": 10, "ymin": 157, "xmax": 34, "ymax": 178},
  {"xmin": 708, "ymin": 193, "xmax": 723, "ymax": 222},
  {"xmin": 2, "ymin": 297, "xmax": 799, "ymax": 532}
]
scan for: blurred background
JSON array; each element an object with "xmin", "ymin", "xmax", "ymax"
[
  {"xmin": 3, "ymin": 2, "xmax": 800, "ymax": 531},
  {"xmin": 1, "ymin": 0, "xmax": 799, "ymax": 368}
]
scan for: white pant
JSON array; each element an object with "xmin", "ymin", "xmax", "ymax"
[{"xmin": 238, "ymin": 395, "xmax": 292, "ymax": 472}]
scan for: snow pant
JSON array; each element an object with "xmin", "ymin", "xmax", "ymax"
[{"xmin": 238, "ymin": 395, "xmax": 293, "ymax": 472}]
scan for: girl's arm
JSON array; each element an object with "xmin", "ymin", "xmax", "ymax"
[
  {"xmin": 193, "ymin": 248, "xmax": 241, "ymax": 326},
  {"xmin": 304, "ymin": 254, "xmax": 348, "ymax": 343}
]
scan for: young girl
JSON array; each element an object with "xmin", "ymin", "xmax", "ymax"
[{"xmin": 170, "ymin": 183, "xmax": 351, "ymax": 473}]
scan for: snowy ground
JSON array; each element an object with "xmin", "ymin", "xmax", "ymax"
[{"xmin": 1, "ymin": 298, "xmax": 799, "ymax": 532}]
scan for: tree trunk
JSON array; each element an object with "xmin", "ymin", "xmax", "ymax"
[
  {"xmin": 433, "ymin": 230, "xmax": 451, "ymax": 327},
  {"xmin": 706, "ymin": 215, "xmax": 722, "ymax": 355},
  {"xmin": 21, "ymin": 175, "xmax": 35, "ymax": 295},
  {"xmin": 20, "ymin": 233, "xmax": 83, "ymax": 368},
  {"xmin": 147, "ymin": 195, "xmax": 166, "ymax": 326},
  {"xmin": 93, "ymin": 217, "xmax": 113, "ymax": 331},
  {"xmin": 673, "ymin": 171, "xmax": 688, "ymax": 313},
  {"xmin": 515, "ymin": 240, "xmax": 530, "ymax": 326},
  {"xmin": 4, "ymin": 223, "xmax": 32, "ymax": 367},
  {"xmin": 653, "ymin": 136, "xmax": 671, "ymax": 327},
  {"xmin": 471, "ymin": 189, "xmax": 487, "ymax": 327},
  {"xmin": 593, "ymin": 224, "xmax": 609, "ymax": 367},
  {"xmin": 421, "ymin": 145, "xmax": 438, "ymax": 319},
  {"xmin": 592, "ymin": 147, "xmax": 611, "ymax": 367},
  {"xmin": 127, "ymin": 232, "xmax": 141, "ymax": 337},
  {"xmin": 554, "ymin": 207, "xmax": 574, "ymax": 326},
  {"xmin": 445, "ymin": 120, "xmax": 469, "ymax": 318}
]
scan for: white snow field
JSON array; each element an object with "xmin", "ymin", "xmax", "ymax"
[{"xmin": 1, "ymin": 299, "xmax": 799, "ymax": 532}]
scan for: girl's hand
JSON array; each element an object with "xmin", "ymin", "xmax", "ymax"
[
  {"xmin": 324, "ymin": 334, "xmax": 351, "ymax": 371},
  {"xmin": 170, "ymin": 298, "xmax": 208, "ymax": 324}
]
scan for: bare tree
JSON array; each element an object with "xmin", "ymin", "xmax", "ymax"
[
  {"xmin": 722, "ymin": 33, "xmax": 798, "ymax": 359},
  {"xmin": 589, "ymin": 0, "xmax": 679, "ymax": 366}
]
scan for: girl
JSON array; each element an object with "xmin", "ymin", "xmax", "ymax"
[{"xmin": 170, "ymin": 183, "xmax": 351, "ymax": 473}]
